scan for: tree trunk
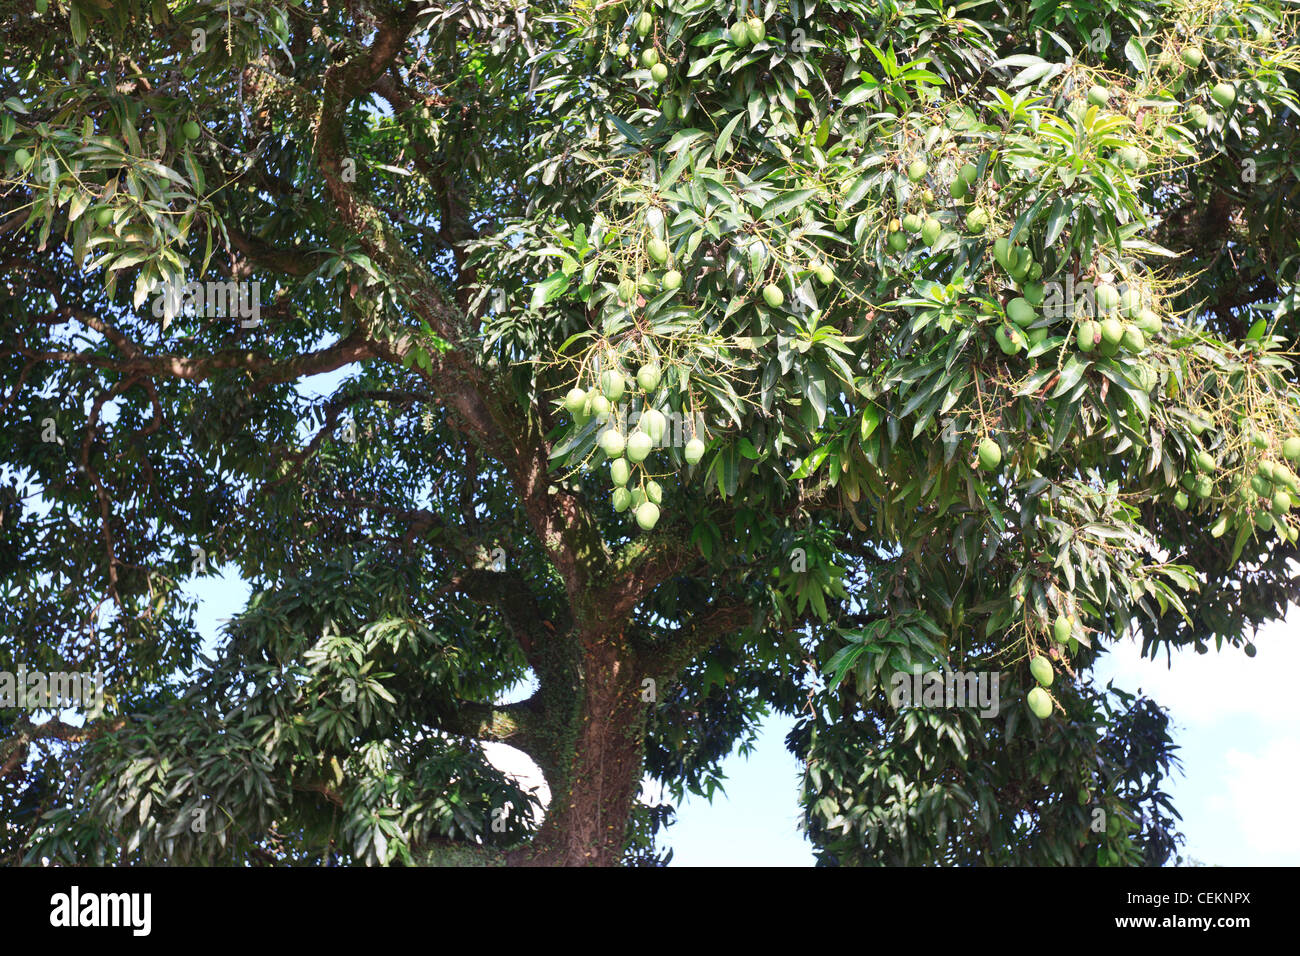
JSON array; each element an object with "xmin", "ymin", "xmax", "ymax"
[{"xmin": 513, "ymin": 634, "xmax": 648, "ymax": 866}]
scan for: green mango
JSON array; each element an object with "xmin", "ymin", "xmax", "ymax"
[
  {"xmin": 635, "ymin": 501, "xmax": 660, "ymax": 530},
  {"xmin": 1053, "ymin": 613, "xmax": 1072, "ymax": 643},
  {"xmin": 992, "ymin": 237, "xmax": 1012, "ymax": 271},
  {"xmin": 1137, "ymin": 309, "xmax": 1163, "ymax": 334},
  {"xmin": 1211, "ymin": 82, "xmax": 1237, "ymax": 109},
  {"xmin": 601, "ymin": 369, "xmax": 626, "ymax": 402},
  {"xmin": 995, "ymin": 324, "xmax": 1025, "ymax": 355},
  {"xmin": 1076, "ymin": 320, "xmax": 1099, "ymax": 352},
  {"xmin": 1100, "ymin": 318, "xmax": 1124, "ymax": 347},
  {"xmin": 1118, "ymin": 146, "xmax": 1146, "ymax": 170},
  {"xmin": 1027, "ymin": 687, "xmax": 1053, "ymax": 718},
  {"xmin": 627, "ymin": 431, "xmax": 653, "ymax": 463},
  {"xmin": 610, "ymin": 458, "xmax": 631, "ymax": 486},
  {"xmin": 977, "ymin": 438, "xmax": 1002, "ymax": 471},
  {"xmin": 1007, "ymin": 298, "xmax": 1036, "ymax": 327},
  {"xmin": 640, "ymin": 408, "xmax": 668, "ymax": 442},
  {"xmin": 637, "ymin": 363, "xmax": 661, "ymax": 392},
  {"xmin": 598, "ymin": 429, "xmax": 626, "ymax": 459},
  {"xmin": 1095, "ymin": 283, "xmax": 1120, "ymax": 315}
]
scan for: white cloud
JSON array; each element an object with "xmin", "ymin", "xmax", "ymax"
[
  {"xmin": 1099, "ymin": 605, "xmax": 1300, "ymax": 725},
  {"xmin": 1097, "ymin": 602, "xmax": 1300, "ymax": 864},
  {"xmin": 1209, "ymin": 738, "xmax": 1300, "ymax": 858}
]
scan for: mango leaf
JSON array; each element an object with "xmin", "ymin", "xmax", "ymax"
[{"xmin": 529, "ymin": 272, "xmax": 569, "ymax": 311}]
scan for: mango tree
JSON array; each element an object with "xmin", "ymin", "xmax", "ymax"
[{"xmin": 2, "ymin": 0, "xmax": 1297, "ymax": 865}]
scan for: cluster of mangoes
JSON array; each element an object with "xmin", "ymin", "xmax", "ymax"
[
  {"xmin": 612, "ymin": 10, "xmax": 763, "ymax": 90},
  {"xmin": 1026, "ymin": 653, "xmax": 1055, "ymax": 719},
  {"xmin": 728, "ymin": 15, "xmax": 766, "ymax": 47},
  {"xmin": 1157, "ymin": 33, "xmax": 1249, "ymax": 122},
  {"xmin": 884, "ymin": 154, "xmax": 975, "ymax": 254},
  {"xmin": 988, "ymin": 237, "xmax": 1050, "ymax": 356},
  {"xmin": 986, "ymin": 250, "xmax": 1164, "ymax": 368},
  {"xmin": 1072, "ymin": 282, "xmax": 1163, "ymax": 360},
  {"xmin": 563, "ymin": 359, "xmax": 705, "ymax": 531},
  {"xmin": 1026, "ymin": 612, "xmax": 1079, "ymax": 718},
  {"xmin": 1191, "ymin": 437, "xmax": 1300, "ymax": 544},
  {"xmin": 606, "ymin": 11, "xmax": 670, "ymax": 85}
]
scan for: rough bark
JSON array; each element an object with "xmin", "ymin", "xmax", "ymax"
[{"xmin": 513, "ymin": 631, "xmax": 649, "ymax": 867}]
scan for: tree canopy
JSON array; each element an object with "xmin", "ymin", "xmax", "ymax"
[{"xmin": 2, "ymin": 0, "xmax": 1297, "ymax": 866}]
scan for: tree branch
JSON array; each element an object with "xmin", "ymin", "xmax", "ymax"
[
  {"xmin": 1, "ymin": 716, "xmax": 128, "ymax": 780},
  {"xmin": 7, "ymin": 320, "xmax": 375, "ymax": 389}
]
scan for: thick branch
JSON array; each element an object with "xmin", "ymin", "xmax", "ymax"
[
  {"xmin": 8, "ymin": 319, "xmax": 374, "ymax": 389},
  {"xmin": 429, "ymin": 698, "xmax": 537, "ymax": 747},
  {"xmin": 311, "ymin": 19, "xmax": 613, "ymax": 615},
  {"xmin": 1, "ymin": 716, "xmax": 128, "ymax": 780}
]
